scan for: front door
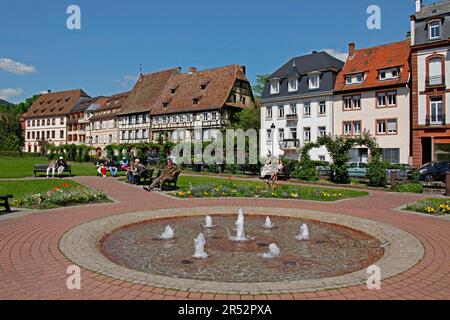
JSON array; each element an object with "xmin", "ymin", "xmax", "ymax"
[{"xmin": 422, "ymin": 137, "xmax": 432, "ymax": 164}]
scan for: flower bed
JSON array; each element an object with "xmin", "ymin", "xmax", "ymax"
[
  {"xmin": 405, "ymin": 198, "xmax": 450, "ymax": 216},
  {"xmin": 11, "ymin": 182, "xmax": 108, "ymax": 209},
  {"xmin": 175, "ymin": 182, "xmax": 367, "ymax": 201}
]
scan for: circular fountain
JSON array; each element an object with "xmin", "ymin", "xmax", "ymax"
[{"xmin": 60, "ymin": 207, "xmax": 424, "ymax": 294}]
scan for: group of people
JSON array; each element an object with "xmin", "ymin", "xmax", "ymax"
[
  {"xmin": 126, "ymin": 158, "xmax": 147, "ymax": 184},
  {"xmin": 46, "ymin": 157, "xmax": 67, "ymax": 178},
  {"xmin": 96, "ymin": 157, "xmax": 126, "ymax": 177}
]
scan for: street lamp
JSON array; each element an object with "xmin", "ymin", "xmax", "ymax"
[{"xmin": 271, "ymin": 123, "xmax": 276, "ymax": 157}]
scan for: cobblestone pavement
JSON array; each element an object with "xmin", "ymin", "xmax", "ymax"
[{"xmin": 0, "ymin": 176, "xmax": 449, "ymax": 300}]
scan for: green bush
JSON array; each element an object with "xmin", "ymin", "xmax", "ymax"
[
  {"xmin": 411, "ymin": 170, "xmax": 421, "ymax": 183},
  {"xmin": 367, "ymin": 154, "xmax": 387, "ymax": 187},
  {"xmin": 395, "ymin": 183, "xmax": 424, "ymax": 193}
]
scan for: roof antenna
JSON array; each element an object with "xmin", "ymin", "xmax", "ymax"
[{"xmin": 139, "ymin": 64, "xmax": 143, "ymax": 76}]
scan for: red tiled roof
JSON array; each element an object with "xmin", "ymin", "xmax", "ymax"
[
  {"xmin": 334, "ymin": 40, "xmax": 410, "ymax": 93},
  {"xmin": 23, "ymin": 89, "xmax": 90, "ymax": 118},
  {"xmin": 119, "ymin": 68, "xmax": 179, "ymax": 116},
  {"xmin": 151, "ymin": 64, "xmax": 249, "ymax": 116},
  {"xmin": 90, "ymin": 92, "xmax": 129, "ymax": 121}
]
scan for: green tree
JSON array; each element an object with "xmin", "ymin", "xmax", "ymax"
[
  {"xmin": 252, "ymin": 74, "xmax": 269, "ymax": 98},
  {"xmin": 229, "ymin": 106, "xmax": 261, "ymax": 131}
]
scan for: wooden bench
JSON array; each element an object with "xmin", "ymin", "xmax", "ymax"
[
  {"xmin": 136, "ymin": 168, "xmax": 154, "ymax": 185},
  {"xmin": 34, "ymin": 164, "xmax": 72, "ymax": 177},
  {"xmin": 0, "ymin": 194, "xmax": 13, "ymax": 213}
]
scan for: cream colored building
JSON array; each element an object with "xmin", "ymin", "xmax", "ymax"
[{"xmin": 333, "ymin": 41, "xmax": 411, "ymax": 164}]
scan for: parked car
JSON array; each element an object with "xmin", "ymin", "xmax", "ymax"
[
  {"xmin": 347, "ymin": 162, "xmax": 368, "ymax": 178},
  {"xmin": 147, "ymin": 154, "xmax": 160, "ymax": 165},
  {"xmin": 386, "ymin": 164, "xmax": 413, "ymax": 181},
  {"xmin": 418, "ymin": 161, "xmax": 450, "ymax": 182}
]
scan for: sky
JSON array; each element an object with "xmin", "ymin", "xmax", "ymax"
[{"xmin": 0, "ymin": 0, "xmax": 427, "ymax": 103}]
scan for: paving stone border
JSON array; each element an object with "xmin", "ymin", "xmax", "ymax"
[{"xmin": 59, "ymin": 206, "xmax": 424, "ymax": 294}]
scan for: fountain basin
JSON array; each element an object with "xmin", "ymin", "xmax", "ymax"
[{"xmin": 60, "ymin": 207, "xmax": 424, "ymax": 294}]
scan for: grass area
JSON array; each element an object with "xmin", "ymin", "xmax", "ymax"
[
  {"xmin": 405, "ymin": 198, "xmax": 450, "ymax": 215},
  {"xmin": 174, "ymin": 178, "xmax": 368, "ymax": 202},
  {"xmin": 0, "ymin": 156, "xmax": 125, "ymax": 178},
  {"xmin": 0, "ymin": 179, "xmax": 81, "ymax": 198}
]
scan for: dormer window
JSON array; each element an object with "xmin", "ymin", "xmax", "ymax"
[
  {"xmin": 193, "ymin": 97, "xmax": 200, "ymax": 105},
  {"xmin": 379, "ymin": 68, "xmax": 400, "ymax": 81},
  {"xmin": 308, "ymin": 73, "xmax": 320, "ymax": 90},
  {"xmin": 170, "ymin": 88, "xmax": 177, "ymax": 94},
  {"xmin": 346, "ymin": 73, "xmax": 364, "ymax": 85},
  {"xmin": 163, "ymin": 102, "xmax": 169, "ymax": 109},
  {"xmin": 270, "ymin": 80, "xmax": 280, "ymax": 94},
  {"xmin": 429, "ymin": 20, "xmax": 441, "ymax": 40},
  {"xmin": 288, "ymin": 77, "xmax": 298, "ymax": 92}
]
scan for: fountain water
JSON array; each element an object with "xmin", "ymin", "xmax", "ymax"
[
  {"xmin": 295, "ymin": 224, "xmax": 309, "ymax": 241},
  {"xmin": 203, "ymin": 215, "xmax": 215, "ymax": 228},
  {"xmin": 159, "ymin": 225, "xmax": 174, "ymax": 239},
  {"xmin": 193, "ymin": 233, "xmax": 208, "ymax": 259},
  {"xmin": 263, "ymin": 216, "xmax": 275, "ymax": 229},
  {"xmin": 229, "ymin": 208, "xmax": 250, "ymax": 241},
  {"xmin": 261, "ymin": 243, "xmax": 280, "ymax": 258}
]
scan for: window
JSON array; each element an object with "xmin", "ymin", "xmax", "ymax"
[
  {"xmin": 377, "ymin": 119, "xmax": 397, "ymax": 135},
  {"xmin": 179, "ymin": 130, "xmax": 185, "ymax": 140},
  {"xmin": 428, "ymin": 57, "xmax": 443, "ymax": 85},
  {"xmin": 51, "ymin": 131, "xmax": 55, "ymax": 139},
  {"xmin": 346, "ymin": 73, "xmax": 364, "ymax": 85},
  {"xmin": 387, "ymin": 92, "xmax": 396, "ymax": 106},
  {"xmin": 429, "ymin": 20, "xmax": 441, "ymax": 40},
  {"xmin": 353, "ymin": 121, "xmax": 361, "ymax": 135},
  {"xmin": 318, "ymin": 101, "xmax": 326, "ymax": 115},
  {"xmin": 36, "ymin": 132, "xmax": 40, "ymax": 140},
  {"xmin": 27, "ymin": 132, "xmax": 30, "ymax": 139},
  {"xmin": 32, "ymin": 120, "xmax": 35, "ymax": 126},
  {"xmin": 60, "ymin": 130, "xmax": 64, "ymax": 139},
  {"xmin": 290, "ymin": 104, "xmax": 297, "ymax": 115},
  {"xmin": 343, "ymin": 121, "xmax": 361, "ymax": 135},
  {"xmin": 343, "ymin": 95, "xmax": 361, "ymax": 110},
  {"xmin": 270, "ymin": 80, "xmax": 279, "ymax": 94},
  {"xmin": 430, "ymin": 97, "xmax": 444, "ymax": 124},
  {"xmin": 52, "ymin": 119, "xmax": 56, "ymax": 125},
  {"xmin": 377, "ymin": 91, "xmax": 397, "ymax": 107},
  {"xmin": 47, "ymin": 119, "xmax": 50, "ymax": 125},
  {"xmin": 278, "ymin": 106, "xmax": 285, "ymax": 118},
  {"xmin": 303, "ymin": 103, "xmax": 311, "ymax": 117},
  {"xmin": 309, "ymin": 73, "xmax": 320, "ymax": 89},
  {"xmin": 290, "ymin": 128, "xmax": 297, "ymax": 140},
  {"xmin": 382, "ymin": 148, "xmax": 400, "ymax": 164},
  {"xmin": 379, "ymin": 68, "xmax": 400, "ymax": 81},
  {"xmin": 27, "ymin": 120, "xmax": 30, "ymax": 127},
  {"xmin": 288, "ymin": 78, "xmax": 298, "ymax": 92},
  {"xmin": 211, "ymin": 112, "xmax": 217, "ymax": 121},
  {"xmin": 193, "ymin": 98, "xmax": 200, "ymax": 105},
  {"xmin": 319, "ymin": 155, "xmax": 326, "ymax": 161},
  {"xmin": 318, "ymin": 126, "xmax": 327, "ymax": 137},
  {"xmin": 303, "ymin": 127, "xmax": 311, "ymax": 142},
  {"xmin": 278, "ymin": 129, "xmax": 284, "ymax": 141}
]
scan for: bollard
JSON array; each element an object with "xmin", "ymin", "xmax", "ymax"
[
  {"xmin": 390, "ymin": 170, "xmax": 397, "ymax": 191},
  {"xmin": 445, "ymin": 172, "xmax": 450, "ymax": 197}
]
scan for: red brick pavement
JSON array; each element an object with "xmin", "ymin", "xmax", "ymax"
[{"xmin": 0, "ymin": 176, "xmax": 449, "ymax": 300}]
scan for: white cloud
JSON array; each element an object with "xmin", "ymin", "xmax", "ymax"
[
  {"xmin": 115, "ymin": 74, "xmax": 138, "ymax": 88},
  {"xmin": 0, "ymin": 58, "xmax": 36, "ymax": 74},
  {"xmin": 0, "ymin": 88, "xmax": 23, "ymax": 100},
  {"xmin": 321, "ymin": 49, "xmax": 348, "ymax": 62}
]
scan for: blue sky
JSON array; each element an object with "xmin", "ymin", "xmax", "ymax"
[{"xmin": 0, "ymin": 0, "xmax": 424, "ymax": 103}]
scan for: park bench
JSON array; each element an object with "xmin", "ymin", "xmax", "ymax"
[
  {"xmin": 161, "ymin": 171, "xmax": 181, "ymax": 191},
  {"xmin": 34, "ymin": 164, "xmax": 72, "ymax": 177},
  {"xmin": 0, "ymin": 194, "xmax": 13, "ymax": 213},
  {"xmin": 136, "ymin": 168, "xmax": 154, "ymax": 185}
]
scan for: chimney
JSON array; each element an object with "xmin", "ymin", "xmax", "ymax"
[
  {"xmin": 47, "ymin": 90, "xmax": 51, "ymax": 94},
  {"xmin": 312, "ymin": 50, "xmax": 318, "ymax": 54},
  {"xmin": 188, "ymin": 67, "xmax": 198, "ymax": 74},
  {"xmin": 240, "ymin": 65, "xmax": 246, "ymax": 75},
  {"xmin": 415, "ymin": 0, "xmax": 422, "ymax": 13},
  {"xmin": 406, "ymin": 31, "xmax": 411, "ymax": 40},
  {"xmin": 348, "ymin": 43, "xmax": 356, "ymax": 59}
]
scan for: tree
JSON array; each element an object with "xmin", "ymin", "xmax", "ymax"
[
  {"xmin": 252, "ymin": 74, "xmax": 269, "ymax": 98},
  {"xmin": 229, "ymin": 106, "xmax": 261, "ymax": 131},
  {"xmin": 15, "ymin": 94, "xmax": 39, "ymax": 114}
]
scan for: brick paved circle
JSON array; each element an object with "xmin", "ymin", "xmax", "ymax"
[
  {"xmin": 60, "ymin": 206, "xmax": 424, "ymax": 294},
  {"xmin": 0, "ymin": 176, "xmax": 449, "ymax": 300}
]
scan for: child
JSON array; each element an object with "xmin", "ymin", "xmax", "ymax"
[{"xmin": 100, "ymin": 164, "xmax": 107, "ymax": 178}]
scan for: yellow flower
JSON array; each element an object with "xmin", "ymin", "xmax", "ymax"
[{"xmin": 290, "ymin": 193, "xmax": 299, "ymax": 198}]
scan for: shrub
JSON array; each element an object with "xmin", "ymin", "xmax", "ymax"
[
  {"xmin": 395, "ymin": 183, "xmax": 424, "ymax": 193},
  {"xmin": 411, "ymin": 170, "xmax": 421, "ymax": 183},
  {"xmin": 367, "ymin": 153, "xmax": 387, "ymax": 187}
]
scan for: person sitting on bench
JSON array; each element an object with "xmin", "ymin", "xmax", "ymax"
[
  {"xmin": 108, "ymin": 158, "xmax": 118, "ymax": 177},
  {"xmin": 144, "ymin": 159, "xmax": 179, "ymax": 191},
  {"xmin": 46, "ymin": 160, "xmax": 57, "ymax": 178},
  {"xmin": 56, "ymin": 156, "xmax": 67, "ymax": 177}
]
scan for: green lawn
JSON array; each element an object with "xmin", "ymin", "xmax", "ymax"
[
  {"xmin": 0, "ymin": 156, "xmax": 125, "ymax": 178},
  {"xmin": 176, "ymin": 175, "xmax": 266, "ymax": 189},
  {"xmin": 0, "ymin": 179, "xmax": 81, "ymax": 198}
]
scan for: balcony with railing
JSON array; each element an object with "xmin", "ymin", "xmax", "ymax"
[
  {"xmin": 426, "ymin": 76, "xmax": 445, "ymax": 88},
  {"xmin": 285, "ymin": 113, "xmax": 299, "ymax": 121},
  {"xmin": 279, "ymin": 139, "xmax": 300, "ymax": 150},
  {"xmin": 425, "ymin": 113, "xmax": 446, "ymax": 126}
]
